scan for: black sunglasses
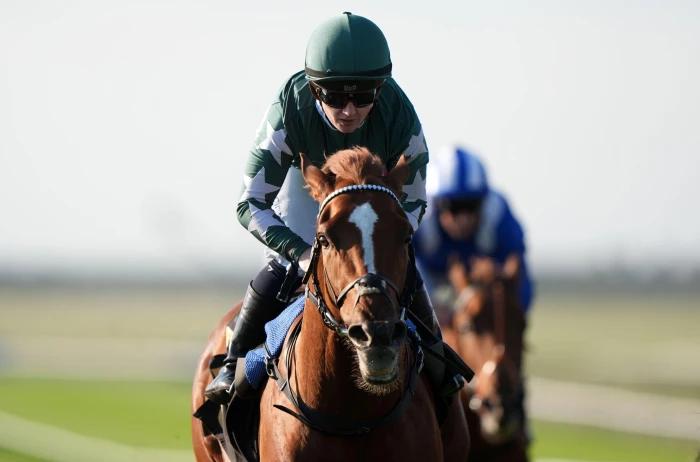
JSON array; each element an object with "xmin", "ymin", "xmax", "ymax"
[
  {"xmin": 436, "ymin": 198, "xmax": 483, "ymax": 214},
  {"xmin": 311, "ymin": 83, "xmax": 379, "ymax": 109}
]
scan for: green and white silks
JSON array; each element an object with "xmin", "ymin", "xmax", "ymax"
[{"xmin": 237, "ymin": 71, "xmax": 428, "ymax": 264}]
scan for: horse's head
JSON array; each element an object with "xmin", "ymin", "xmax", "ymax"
[
  {"xmin": 449, "ymin": 256, "xmax": 525, "ymax": 443},
  {"xmin": 301, "ymin": 147, "xmax": 414, "ymax": 395},
  {"xmin": 467, "ymin": 344, "xmax": 522, "ymax": 443}
]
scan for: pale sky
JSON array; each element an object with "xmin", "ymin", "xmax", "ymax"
[{"xmin": 1, "ymin": 0, "xmax": 699, "ymax": 276}]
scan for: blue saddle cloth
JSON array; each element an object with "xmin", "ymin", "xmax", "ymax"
[{"xmin": 243, "ymin": 296, "xmax": 305, "ymax": 389}]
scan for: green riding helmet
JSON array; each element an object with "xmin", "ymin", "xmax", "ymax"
[{"xmin": 305, "ymin": 12, "xmax": 392, "ymax": 88}]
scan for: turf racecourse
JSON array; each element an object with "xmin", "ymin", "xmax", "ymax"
[
  {"xmin": 1, "ymin": 286, "xmax": 698, "ymax": 461},
  {"xmin": 0, "ymin": 377, "xmax": 696, "ymax": 462}
]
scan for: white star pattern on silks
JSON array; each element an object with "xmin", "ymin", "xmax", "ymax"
[
  {"xmin": 406, "ymin": 212, "xmax": 420, "ymax": 232},
  {"xmin": 404, "ymin": 129, "xmax": 427, "ymax": 158},
  {"xmin": 257, "ymin": 122, "xmax": 291, "ymax": 165},
  {"xmin": 402, "ymin": 169, "xmax": 427, "ymax": 204},
  {"xmin": 247, "ymin": 202, "xmax": 286, "ymax": 238},
  {"xmin": 239, "ymin": 167, "xmax": 280, "ymax": 203},
  {"xmin": 401, "ymin": 169, "xmax": 427, "ymax": 232}
]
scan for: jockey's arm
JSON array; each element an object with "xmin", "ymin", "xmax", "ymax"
[
  {"xmin": 502, "ymin": 253, "xmax": 522, "ymax": 280},
  {"xmin": 399, "ymin": 151, "xmax": 428, "ymax": 231},
  {"xmin": 236, "ymin": 102, "xmax": 311, "ymax": 264},
  {"xmin": 397, "ymin": 126, "xmax": 429, "ymax": 231}
]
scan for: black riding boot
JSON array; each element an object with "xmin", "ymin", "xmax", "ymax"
[
  {"xmin": 409, "ymin": 286, "xmax": 469, "ymax": 398},
  {"xmin": 205, "ymin": 282, "xmax": 287, "ymax": 404}
]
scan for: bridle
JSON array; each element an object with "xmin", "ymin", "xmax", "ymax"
[
  {"xmin": 267, "ymin": 183, "xmax": 425, "ymax": 436},
  {"xmin": 303, "ymin": 184, "xmax": 418, "ymax": 336}
]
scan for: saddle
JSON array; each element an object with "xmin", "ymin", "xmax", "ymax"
[{"xmin": 194, "ymin": 297, "xmax": 305, "ymax": 462}]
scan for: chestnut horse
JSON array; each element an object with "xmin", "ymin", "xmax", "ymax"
[
  {"xmin": 441, "ymin": 256, "xmax": 528, "ymax": 462},
  {"xmin": 192, "ymin": 147, "xmax": 470, "ymax": 461}
]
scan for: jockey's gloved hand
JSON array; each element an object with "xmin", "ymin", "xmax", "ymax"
[{"xmin": 298, "ymin": 247, "xmax": 313, "ymax": 273}]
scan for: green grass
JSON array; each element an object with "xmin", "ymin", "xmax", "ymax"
[
  {"xmin": 0, "ymin": 287, "xmax": 241, "ymax": 341},
  {"xmin": 0, "ymin": 448, "xmax": 47, "ymax": 462},
  {"xmin": 0, "ymin": 376, "xmax": 697, "ymax": 462},
  {"xmin": 1, "ymin": 287, "xmax": 698, "ymax": 461},
  {"xmin": 0, "ymin": 377, "xmax": 192, "ymax": 450},
  {"xmin": 3, "ymin": 287, "xmax": 698, "ymax": 397},
  {"xmin": 531, "ymin": 420, "xmax": 698, "ymax": 462},
  {"xmin": 0, "ymin": 287, "xmax": 242, "ymax": 380},
  {"xmin": 527, "ymin": 291, "xmax": 700, "ymax": 399}
]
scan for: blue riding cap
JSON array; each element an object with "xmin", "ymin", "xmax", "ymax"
[{"xmin": 426, "ymin": 146, "xmax": 489, "ymax": 200}]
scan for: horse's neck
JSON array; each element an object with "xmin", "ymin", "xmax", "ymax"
[
  {"xmin": 290, "ymin": 301, "xmax": 401, "ymax": 418},
  {"xmin": 480, "ymin": 280, "xmax": 524, "ymax": 372},
  {"xmin": 468, "ymin": 333, "xmax": 498, "ymax": 369},
  {"xmin": 502, "ymin": 282, "xmax": 525, "ymax": 372}
]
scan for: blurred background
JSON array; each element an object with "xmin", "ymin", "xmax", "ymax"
[{"xmin": 1, "ymin": 1, "xmax": 698, "ymax": 461}]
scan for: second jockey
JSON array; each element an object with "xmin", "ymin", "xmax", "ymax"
[{"xmin": 414, "ymin": 145, "xmax": 534, "ymax": 316}]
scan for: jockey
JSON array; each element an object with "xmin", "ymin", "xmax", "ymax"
[
  {"xmin": 414, "ymin": 146, "xmax": 534, "ymax": 316},
  {"xmin": 206, "ymin": 12, "xmax": 464, "ymax": 404}
]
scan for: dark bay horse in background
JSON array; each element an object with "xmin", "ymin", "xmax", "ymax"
[
  {"xmin": 192, "ymin": 147, "xmax": 469, "ymax": 461},
  {"xmin": 441, "ymin": 256, "xmax": 528, "ymax": 462}
]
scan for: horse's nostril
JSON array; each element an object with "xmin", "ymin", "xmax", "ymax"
[
  {"xmin": 348, "ymin": 324, "xmax": 370, "ymax": 346},
  {"xmin": 348, "ymin": 321, "xmax": 404, "ymax": 347}
]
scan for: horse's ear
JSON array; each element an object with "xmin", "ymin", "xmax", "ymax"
[
  {"xmin": 502, "ymin": 254, "xmax": 520, "ymax": 281},
  {"xmin": 301, "ymin": 153, "xmax": 331, "ymax": 202},
  {"xmin": 385, "ymin": 154, "xmax": 411, "ymax": 195}
]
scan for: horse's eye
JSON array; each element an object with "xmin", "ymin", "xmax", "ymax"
[{"xmin": 317, "ymin": 234, "xmax": 330, "ymax": 248}]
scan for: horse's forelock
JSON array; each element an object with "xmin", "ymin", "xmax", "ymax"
[{"xmin": 321, "ymin": 147, "xmax": 387, "ymax": 186}]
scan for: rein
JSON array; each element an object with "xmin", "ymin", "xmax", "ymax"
[{"xmin": 267, "ymin": 183, "xmax": 424, "ymax": 436}]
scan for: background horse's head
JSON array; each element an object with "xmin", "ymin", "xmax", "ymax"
[
  {"xmin": 301, "ymin": 147, "xmax": 414, "ymax": 395},
  {"xmin": 449, "ymin": 255, "xmax": 525, "ymax": 443}
]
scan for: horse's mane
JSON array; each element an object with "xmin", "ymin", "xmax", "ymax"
[{"xmin": 321, "ymin": 146, "xmax": 387, "ymax": 185}]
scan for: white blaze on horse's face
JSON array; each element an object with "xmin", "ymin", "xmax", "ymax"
[{"xmin": 348, "ymin": 202, "xmax": 379, "ymax": 273}]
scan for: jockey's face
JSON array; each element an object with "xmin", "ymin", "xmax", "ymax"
[
  {"xmin": 437, "ymin": 199, "xmax": 481, "ymax": 241},
  {"xmin": 321, "ymin": 100, "xmax": 373, "ymax": 134},
  {"xmin": 436, "ymin": 197, "xmax": 483, "ymax": 240},
  {"xmin": 439, "ymin": 209, "xmax": 481, "ymax": 241}
]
